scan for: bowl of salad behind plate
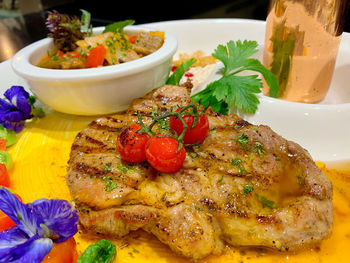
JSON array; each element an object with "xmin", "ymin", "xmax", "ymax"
[{"xmin": 11, "ymin": 25, "xmax": 177, "ymax": 115}]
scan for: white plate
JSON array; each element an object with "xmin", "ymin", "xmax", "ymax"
[
  {"xmin": 1, "ymin": 18, "xmax": 350, "ymax": 163},
  {"xmin": 142, "ymin": 19, "xmax": 350, "ymax": 164}
]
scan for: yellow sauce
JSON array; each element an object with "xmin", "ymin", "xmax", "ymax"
[{"xmin": 8, "ymin": 111, "xmax": 350, "ymax": 262}]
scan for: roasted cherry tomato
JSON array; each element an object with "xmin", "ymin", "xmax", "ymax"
[
  {"xmin": 85, "ymin": 44, "xmax": 107, "ymax": 68},
  {"xmin": 145, "ymin": 135, "xmax": 186, "ymax": 173},
  {"xmin": 117, "ymin": 123, "xmax": 150, "ymax": 163},
  {"xmin": 0, "ymin": 193, "xmax": 22, "ymax": 231},
  {"xmin": 169, "ymin": 110, "xmax": 209, "ymax": 145},
  {"xmin": 42, "ymin": 237, "xmax": 78, "ymax": 263},
  {"xmin": 0, "ymin": 164, "xmax": 10, "ymax": 187}
]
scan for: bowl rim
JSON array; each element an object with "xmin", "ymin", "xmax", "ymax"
[{"xmin": 11, "ymin": 25, "xmax": 178, "ymax": 82}]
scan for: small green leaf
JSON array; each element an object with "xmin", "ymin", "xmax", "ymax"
[
  {"xmin": 166, "ymin": 58, "xmax": 196, "ymax": 85},
  {"xmin": 102, "ymin": 176, "xmax": 117, "ymax": 192},
  {"xmin": 77, "ymin": 239, "xmax": 116, "ymax": 263},
  {"xmin": 258, "ymin": 195, "xmax": 276, "ymax": 209},
  {"xmin": 235, "ymin": 134, "xmax": 249, "ymax": 147},
  {"xmin": 103, "ymin": 20, "xmax": 135, "ymax": 34},
  {"xmin": 243, "ymin": 185, "xmax": 254, "ymax": 195},
  {"xmin": 0, "ymin": 125, "xmax": 17, "ymax": 147},
  {"xmin": 230, "ymin": 157, "xmax": 245, "ymax": 174}
]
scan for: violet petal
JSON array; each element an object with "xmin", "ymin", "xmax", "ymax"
[
  {"xmin": 0, "ymin": 98, "xmax": 15, "ymax": 112},
  {"xmin": 0, "ymin": 187, "xmax": 37, "ymax": 237},
  {"xmin": 0, "ymin": 234, "xmax": 52, "ymax": 263},
  {"xmin": 12, "ymin": 238, "xmax": 53, "ymax": 263},
  {"xmin": 4, "ymin": 86, "xmax": 31, "ymax": 119},
  {"xmin": 0, "ymin": 226, "xmax": 28, "ymax": 260},
  {"xmin": 32, "ymin": 198, "xmax": 79, "ymax": 243},
  {"xmin": 4, "ymin": 86, "xmax": 29, "ymax": 103}
]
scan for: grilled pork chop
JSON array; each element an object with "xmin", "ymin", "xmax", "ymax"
[{"xmin": 66, "ymin": 85, "xmax": 333, "ymax": 260}]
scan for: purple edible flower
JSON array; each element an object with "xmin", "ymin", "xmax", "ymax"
[
  {"xmin": 0, "ymin": 187, "xmax": 78, "ymax": 263},
  {"xmin": 0, "ymin": 86, "xmax": 32, "ymax": 133}
]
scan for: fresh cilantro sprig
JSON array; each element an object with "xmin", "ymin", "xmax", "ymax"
[{"xmin": 191, "ymin": 40, "xmax": 279, "ymax": 114}]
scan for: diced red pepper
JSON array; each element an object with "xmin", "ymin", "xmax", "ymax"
[
  {"xmin": 129, "ymin": 35, "xmax": 137, "ymax": 44},
  {"xmin": 184, "ymin": 71, "xmax": 194, "ymax": 78},
  {"xmin": 85, "ymin": 44, "xmax": 107, "ymax": 68},
  {"xmin": 56, "ymin": 50, "xmax": 65, "ymax": 58}
]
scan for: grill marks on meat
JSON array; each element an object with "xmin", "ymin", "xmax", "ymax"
[{"xmin": 66, "ymin": 85, "xmax": 333, "ymax": 260}]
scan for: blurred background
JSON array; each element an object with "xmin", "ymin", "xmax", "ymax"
[{"xmin": 0, "ymin": 0, "xmax": 349, "ymax": 62}]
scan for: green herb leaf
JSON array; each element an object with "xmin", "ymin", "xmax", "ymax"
[
  {"xmin": 103, "ymin": 19, "xmax": 135, "ymax": 34},
  {"xmin": 258, "ymin": 195, "xmax": 276, "ymax": 209},
  {"xmin": 0, "ymin": 125, "xmax": 17, "ymax": 147},
  {"xmin": 235, "ymin": 133, "xmax": 249, "ymax": 147},
  {"xmin": 191, "ymin": 40, "xmax": 279, "ymax": 114},
  {"xmin": 77, "ymin": 239, "xmax": 116, "ymax": 263},
  {"xmin": 230, "ymin": 157, "xmax": 245, "ymax": 174},
  {"xmin": 118, "ymin": 163, "xmax": 134, "ymax": 174},
  {"xmin": 103, "ymin": 163, "xmax": 112, "ymax": 172},
  {"xmin": 102, "ymin": 176, "xmax": 117, "ymax": 192},
  {"xmin": 28, "ymin": 96, "xmax": 45, "ymax": 118},
  {"xmin": 166, "ymin": 58, "xmax": 196, "ymax": 85},
  {"xmin": 243, "ymin": 185, "xmax": 254, "ymax": 195}
]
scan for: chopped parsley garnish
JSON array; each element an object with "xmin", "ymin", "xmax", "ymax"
[
  {"xmin": 230, "ymin": 157, "xmax": 245, "ymax": 174},
  {"xmin": 249, "ymin": 141, "xmax": 265, "ymax": 156},
  {"xmin": 243, "ymin": 185, "xmax": 254, "ymax": 195},
  {"xmin": 297, "ymin": 174, "xmax": 305, "ymax": 185},
  {"xmin": 103, "ymin": 176, "xmax": 117, "ymax": 192},
  {"xmin": 103, "ymin": 163, "xmax": 112, "ymax": 172},
  {"xmin": 118, "ymin": 163, "xmax": 134, "ymax": 174},
  {"xmin": 190, "ymin": 152, "xmax": 198, "ymax": 159},
  {"xmin": 217, "ymin": 176, "xmax": 224, "ymax": 184},
  {"xmin": 236, "ymin": 133, "xmax": 249, "ymax": 147},
  {"xmin": 191, "ymin": 40, "xmax": 279, "ymax": 114},
  {"xmin": 258, "ymin": 195, "xmax": 276, "ymax": 209}
]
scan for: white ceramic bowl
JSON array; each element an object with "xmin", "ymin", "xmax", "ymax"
[{"xmin": 11, "ymin": 26, "xmax": 178, "ymax": 115}]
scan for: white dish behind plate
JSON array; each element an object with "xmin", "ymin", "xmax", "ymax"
[{"xmin": 143, "ymin": 19, "xmax": 350, "ymax": 163}]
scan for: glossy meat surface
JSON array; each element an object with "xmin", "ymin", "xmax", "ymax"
[{"xmin": 66, "ymin": 85, "xmax": 333, "ymax": 260}]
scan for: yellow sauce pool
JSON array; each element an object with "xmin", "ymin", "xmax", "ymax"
[{"xmin": 8, "ymin": 111, "xmax": 350, "ymax": 263}]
